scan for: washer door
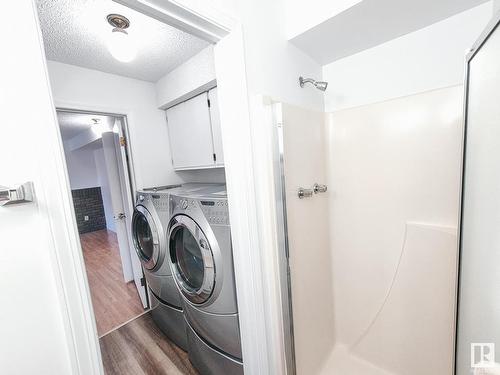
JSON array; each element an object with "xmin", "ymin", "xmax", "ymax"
[
  {"xmin": 132, "ymin": 205, "xmax": 160, "ymax": 270},
  {"xmin": 169, "ymin": 215, "xmax": 215, "ymax": 304}
]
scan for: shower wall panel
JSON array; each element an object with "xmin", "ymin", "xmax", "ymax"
[
  {"xmin": 325, "ymin": 85, "xmax": 463, "ymax": 374},
  {"xmin": 281, "ymin": 104, "xmax": 335, "ymax": 375}
]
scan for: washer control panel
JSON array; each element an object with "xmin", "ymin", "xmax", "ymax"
[
  {"xmin": 136, "ymin": 192, "xmax": 169, "ymax": 212},
  {"xmin": 152, "ymin": 194, "xmax": 169, "ymax": 212}
]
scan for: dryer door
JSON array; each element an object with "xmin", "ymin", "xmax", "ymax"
[
  {"xmin": 132, "ymin": 205, "xmax": 161, "ymax": 270},
  {"xmin": 169, "ymin": 214, "xmax": 215, "ymax": 304}
]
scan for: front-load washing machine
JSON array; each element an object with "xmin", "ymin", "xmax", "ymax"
[
  {"xmin": 132, "ymin": 186, "xmax": 187, "ymax": 350},
  {"xmin": 168, "ymin": 185, "xmax": 243, "ymax": 375}
]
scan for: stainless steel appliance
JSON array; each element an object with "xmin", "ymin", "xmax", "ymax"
[
  {"xmin": 132, "ymin": 186, "xmax": 187, "ymax": 350},
  {"xmin": 168, "ymin": 184, "xmax": 243, "ymax": 375}
]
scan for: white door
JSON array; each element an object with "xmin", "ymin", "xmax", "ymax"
[
  {"xmin": 0, "ymin": 1, "xmax": 101, "ymax": 373},
  {"xmin": 208, "ymin": 87, "xmax": 224, "ymax": 166},
  {"xmin": 166, "ymin": 92, "xmax": 215, "ymax": 169},
  {"xmin": 101, "ymin": 131, "xmax": 135, "ymax": 282},
  {"xmin": 112, "ymin": 121, "xmax": 148, "ymax": 308}
]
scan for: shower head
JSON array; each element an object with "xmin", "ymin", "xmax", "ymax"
[
  {"xmin": 299, "ymin": 76, "xmax": 328, "ymax": 91},
  {"xmin": 314, "ymin": 81, "xmax": 328, "ymax": 91}
]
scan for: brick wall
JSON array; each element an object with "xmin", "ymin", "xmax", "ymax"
[{"xmin": 71, "ymin": 187, "xmax": 107, "ymax": 234}]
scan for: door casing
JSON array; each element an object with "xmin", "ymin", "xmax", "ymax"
[{"xmin": 56, "ymin": 107, "xmax": 149, "ymax": 309}]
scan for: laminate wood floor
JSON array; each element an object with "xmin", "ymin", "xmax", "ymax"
[
  {"xmin": 81, "ymin": 229, "xmax": 145, "ymax": 336},
  {"xmin": 100, "ymin": 312, "xmax": 198, "ymax": 375}
]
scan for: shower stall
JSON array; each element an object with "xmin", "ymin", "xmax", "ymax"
[{"xmin": 269, "ymin": 12, "xmax": 500, "ymax": 375}]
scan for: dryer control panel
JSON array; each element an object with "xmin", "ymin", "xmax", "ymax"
[
  {"xmin": 171, "ymin": 195, "xmax": 230, "ymax": 226},
  {"xmin": 199, "ymin": 199, "xmax": 230, "ymax": 226}
]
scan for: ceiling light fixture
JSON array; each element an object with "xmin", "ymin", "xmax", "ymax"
[
  {"xmin": 90, "ymin": 118, "xmax": 104, "ymax": 137},
  {"xmin": 106, "ymin": 14, "xmax": 137, "ymax": 63}
]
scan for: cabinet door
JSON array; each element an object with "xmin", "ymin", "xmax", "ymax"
[
  {"xmin": 166, "ymin": 92, "xmax": 214, "ymax": 170},
  {"xmin": 208, "ymin": 87, "xmax": 224, "ymax": 166}
]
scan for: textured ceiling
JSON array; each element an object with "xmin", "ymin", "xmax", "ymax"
[
  {"xmin": 36, "ymin": 0, "xmax": 210, "ymax": 82},
  {"xmin": 57, "ymin": 111, "xmax": 114, "ymax": 140}
]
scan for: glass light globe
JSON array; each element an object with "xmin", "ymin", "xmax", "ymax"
[{"xmin": 107, "ymin": 28, "xmax": 137, "ymax": 63}]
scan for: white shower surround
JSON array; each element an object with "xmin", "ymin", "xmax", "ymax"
[
  {"xmin": 282, "ymin": 5, "xmax": 496, "ymax": 373},
  {"xmin": 325, "ymin": 86, "xmax": 463, "ymax": 374},
  {"xmin": 284, "ymin": 85, "xmax": 463, "ymax": 374}
]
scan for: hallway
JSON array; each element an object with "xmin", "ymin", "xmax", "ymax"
[{"xmin": 81, "ymin": 229, "xmax": 145, "ymax": 336}]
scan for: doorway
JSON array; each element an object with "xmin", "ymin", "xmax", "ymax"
[{"xmin": 57, "ymin": 109, "xmax": 147, "ymax": 336}]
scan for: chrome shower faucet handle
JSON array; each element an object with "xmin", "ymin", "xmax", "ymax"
[
  {"xmin": 313, "ymin": 183, "xmax": 328, "ymax": 194},
  {"xmin": 298, "ymin": 187, "xmax": 314, "ymax": 199}
]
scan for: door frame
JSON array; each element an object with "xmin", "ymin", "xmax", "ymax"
[
  {"xmin": 56, "ymin": 107, "xmax": 148, "ymax": 308},
  {"xmin": 270, "ymin": 102, "xmax": 297, "ymax": 375},
  {"xmin": 453, "ymin": 9, "xmax": 500, "ymax": 375},
  {"xmin": 55, "ymin": 106, "xmax": 137, "ymax": 226},
  {"xmin": 33, "ymin": 1, "xmax": 284, "ymax": 374}
]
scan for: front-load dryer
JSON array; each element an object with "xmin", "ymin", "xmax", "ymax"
[
  {"xmin": 168, "ymin": 185, "xmax": 243, "ymax": 375},
  {"xmin": 132, "ymin": 186, "xmax": 186, "ymax": 350}
]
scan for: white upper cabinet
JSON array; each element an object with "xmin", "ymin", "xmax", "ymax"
[
  {"xmin": 166, "ymin": 88, "xmax": 223, "ymax": 170},
  {"xmin": 208, "ymin": 87, "xmax": 224, "ymax": 166},
  {"xmin": 167, "ymin": 92, "xmax": 214, "ymax": 170}
]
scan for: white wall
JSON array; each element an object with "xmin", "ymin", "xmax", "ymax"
[
  {"xmin": 175, "ymin": 0, "xmax": 325, "ymax": 110},
  {"xmin": 48, "ymin": 60, "xmax": 227, "ymax": 187},
  {"xmin": 203, "ymin": 0, "xmax": 495, "ymax": 114},
  {"xmin": 47, "ymin": 60, "xmax": 183, "ymax": 190},
  {"xmin": 322, "ymin": 2, "xmax": 492, "ymax": 112},
  {"xmin": 156, "ymin": 45, "xmax": 216, "ymax": 109},
  {"xmin": 222, "ymin": 0, "xmax": 325, "ymax": 112},
  {"xmin": 63, "ymin": 143, "xmax": 100, "ymax": 190}
]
